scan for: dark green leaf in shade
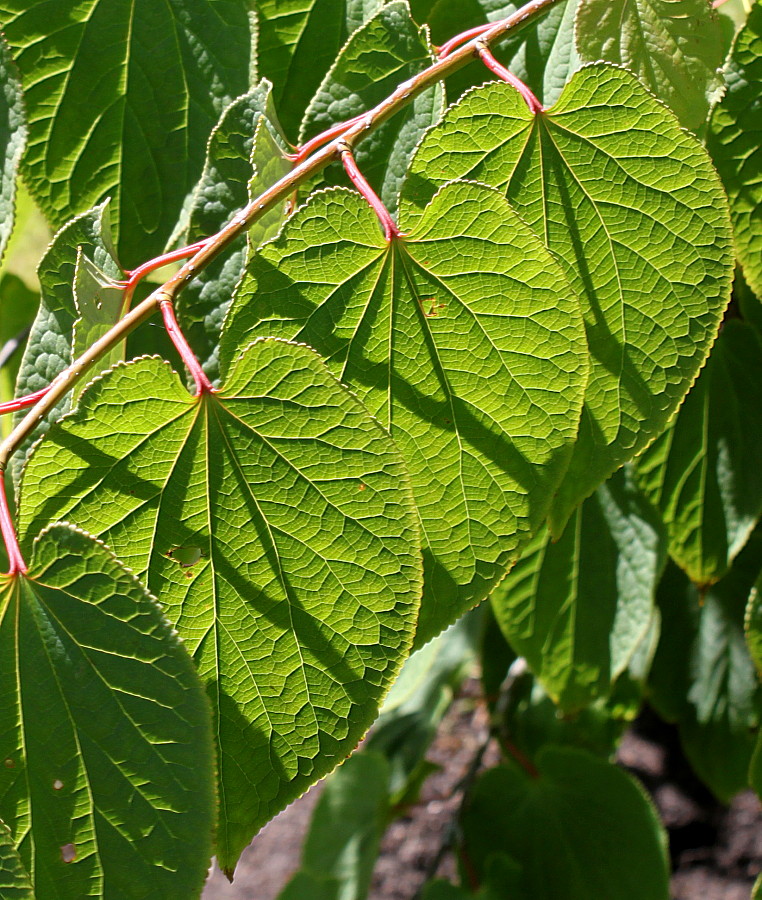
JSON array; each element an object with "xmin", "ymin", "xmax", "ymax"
[
  {"xmin": 708, "ymin": 0, "xmax": 762, "ymax": 300},
  {"xmin": 0, "ymin": 524, "xmax": 215, "ymax": 900},
  {"xmin": 0, "ymin": 36, "xmax": 26, "ymax": 268},
  {"xmin": 11, "ymin": 203, "xmax": 121, "ymax": 488},
  {"xmin": 278, "ymin": 751, "xmax": 390, "ymax": 900},
  {"xmin": 575, "ymin": 0, "xmax": 725, "ymax": 131},
  {"xmin": 401, "ymin": 64, "xmax": 734, "ymax": 531},
  {"xmin": 368, "ymin": 612, "xmax": 481, "ymax": 802},
  {"xmin": 301, "ymin": 1, "xmax": 444, "ymax": 213},
  {"xmin": 649, "ymin": 536, "xmax": 762, "ymax": 802},
  {"xmin": 499, "ymin": 665, "xmax": 632, "ymax": 765},
  {"xmin": 177, "ymin": 83, "xmax": 292, "ymax": 383},
  {"xmin": 257, "ymin": 0, "xmax": 384, "ymax": 141},
  {"xmin": 0, "ymin": 820, "xmax": 32, "ymax": 900},
  {"xmin": 460, "ymin": 748, "xmax": 670, "ymax": 900},
  {"xmin": 223, "ymin": 180, "xmax": 588, "ymax": 646},
  {"xmin": 0, "ymin": 0, "xmax": 255, "ymax": 268},
  {"xmin": 17, "ymin": 340, "xmax": 422, "ymax": 872},
  {"xmin": 637, "ymin": 320, "xmax": 762, "ymax": 587},
  {"xmin": 491, "ymin": 466, "xmax": 666, "ymax": 712}
]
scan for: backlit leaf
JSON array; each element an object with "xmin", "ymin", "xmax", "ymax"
[
  {"xmin": 0, "ymin": 524, "xmax": 214, "ymax": 899},
  {"xmin": 0, "ymin": 0, "xmax": 255, "ymax": 267},
  {"xmin": 402, "ymin": 64, "xmax": 733, "ymax": 530},
  {"xmin": 18, "ymin": 340, "xmax": 422, "ymax": 871},
  {"xmin": 223, "ymin": 180, "xmax": 588, "ymax": 645},
  {"xmin": 0, "ymin": 820, "xmax": 32, "ymax": 900}
]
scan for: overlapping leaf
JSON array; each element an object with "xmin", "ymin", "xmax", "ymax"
[
  {"xmin": 0, "ymin": 524, "xmax": 214, "ymax": 899},
  {"xmin": 460, "ymin": 749, "xmax": 670, "ymax": 899},
  {"xmin": 258, "ymin": 0, "xmax": 385, "ymax": 140},
  {"xmin": 709, "ymin": 0, "xmax": 762, "ymax": 300},
  {"xmin": 0, "ymin": 36, "xmax": 26, "ymax": 267},
  {"xmin": 11, "ymin": 203, "xmax": 122, "ymax": 487},
  {"xmin": 576, "ymin": 0, "xmax": 725, "ymax": 131},
  {"xmin": 402, "ymin": 64, "xmax": 734, "ymax": 530},
  {"xmin": 637, "ymin": 320, "xmax": 762, "ymax": 586},
  {"xmin": 223, "ymin": 180, "xmax": 588, "ymax": 645},
  {"xmin": 0, "ymin": 820, "xmax": 32, "ymax": 900},
  {"xmin": 649, "ymin": 540, "xmax": 762, "ymax": 802},
  {"xmin": 301, "ymin": 1, "xmax": 444, "ymax": 212},
  {"xmin": 491, "ymin": 466, "xmax": 666, "ymax": 712},
  {"xmin": 178, "ymin": 83, "xmax": 292, "ymax": 382},
  {"xmin": 0, "ymin": 0, "xmax": 255, "ymax": 267},
  {"xmin": 18, "ymin": 339, "xmax": 422, "ymax": 871}
]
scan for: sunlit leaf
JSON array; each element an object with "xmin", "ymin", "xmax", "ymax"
[
  {"xmin": 223, "ymin": 180, "xmax": 588, "ymax": 645},
  {"xmin": 18, "ymin": 339, "xmax": 422, "ymax": 871},
  {"xmin": 0, "ymin": 524, "xmax": 214, "ymax": 899},
  {"xmin": 402, "ymin": 64, "xmax": 733, "ymax": 530}
]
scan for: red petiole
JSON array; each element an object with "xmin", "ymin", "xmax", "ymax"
[
  {"xmin": 0, "ymin": 476, "xmax": 26, "ymax": 575},
  {"xmin": 289, "ymin": 113, "xmax": 368, "ymax": 165},
  {"xmin": 476, "ymin": 43, "xmax": 544, "ymax": 114},
  {"xmin": 338, "ymin": 142, "xmax": 400, "ymax": 241}
]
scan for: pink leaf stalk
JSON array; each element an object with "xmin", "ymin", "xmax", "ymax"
[
  {"xmin": 0, "ymin": 475, "xmax": 26, "ymax": 575},
  {"xmin": 0, "ymin": 386, "xmax": 53, "ymax": 416},
  {"xmin": 338, "ymin": 142, "xmax": 400, "ymax": 242},
  {"xmin": 290, "ymin": 113, "xmax": 368, "ymax": 165},
  {"xmin": 438, "ymin": 21, "xmax": 494, "ymax": 58},
  {"xmin": 477, "ymin": 43, "xmax": 544, "ymax": 114},
  {"xmin": 159, "ymin": 299, "xmax": 214, "ymax": 396}
]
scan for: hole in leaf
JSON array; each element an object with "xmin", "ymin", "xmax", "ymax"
[
  {"xmin": 167, "ymin": 546, "xmax": 202, "ymax": 567},
  {"xmin": 3, "ymin": 758, "xmax": 14, "ymax": 768},
  {"xmin": 53, "ymin": 779, "xmax": 63, "ymax": 791},
  {"xmin": 358, "ymin": 483, "xmax": 366, "ymax": 491},
  {"xmin": 60, "ymin": 844, "xmax": 76, "ymax": 863}
]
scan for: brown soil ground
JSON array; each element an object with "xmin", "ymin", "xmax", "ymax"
[{"xmin": 203, "ymin": 691, "xmax": 762, "ymax": 900}]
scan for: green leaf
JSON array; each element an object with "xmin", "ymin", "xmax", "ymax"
[
  {"xmin": 178, "ymin": 83, "xmax": 292, "ymax": 382},
  {"xmin": 301, "ymin": 1, "xmax": 444, "ymax": 213},
  {"xmin": 368, "ymin": 612, "xmax": 480, "ymax": 801},
  {"xmin": 500, "ymin": 668, "xmax": 632, "ymax": 764},
  {"xmin": 11, "ymin": 203, "xmax": 121, "ymax": 488},
  {"xmin": 402, "ymin": 64, "xmax": 734, "ymax": 529},
  {"xmin": 0, "ymin": 274, "xmax": 38, "ymax": 420},
  {"xmin": 223, "ymin": 180, "xmax": 588, "ymax": 645},
  {"xmin": 496, "ymin": 0, "xmax": 581, "ymax": 107},
  {"xmin": 17, "ymin": 340, "xmax": 422, "ymax": 871},
  {"xmin": 649, "ymin": 539, "xmax": 762, "ymax": 802},
  {"xmin": 748, "ymin": 588, "xmax": 762, "ymax": 679},
  {"xmin": 708, "ymin": 0, "xmax": 762, "ymax": 300},
  {"xmin": 491, "ymin": 466, "xmax": 666, "ymax": 711},
  {"xmin": 0, "ymin": 524, "xmax": 214, "ymax": 900},
  {"xmin": 412, "ymin": 1, "xmax": 581, "ymax": 109},
  {"xmin": 0, "ymin": 35, "xmax": 26, "ymax": 268},
  {"xmin": 257, "ymin": 0, "xmax": 384, "ymax": 141},
  {"xmin": 637, "ymin": 320, "xmax": 762, "ymax": 586},
  {"xmin": 0, "ymin": 820, "xmax": 32, "ymax": 900},
  {"xmin": 278, "ymin": 751, "xmax": 390, "ymax": 900},
  {"xmin": 71, "ymin": 253, "xmax": 128, "ymax": 401},
  {"xmin": 460, "ymin": 748, "xmax": 670, "ymax": 900},
  {"xmin": 575, "ymin": 0, "xmax": 725, "ymax": 131},
  {"xmin": 0, "ymin": 0, "xmax": 255, "ymax": 268}
]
